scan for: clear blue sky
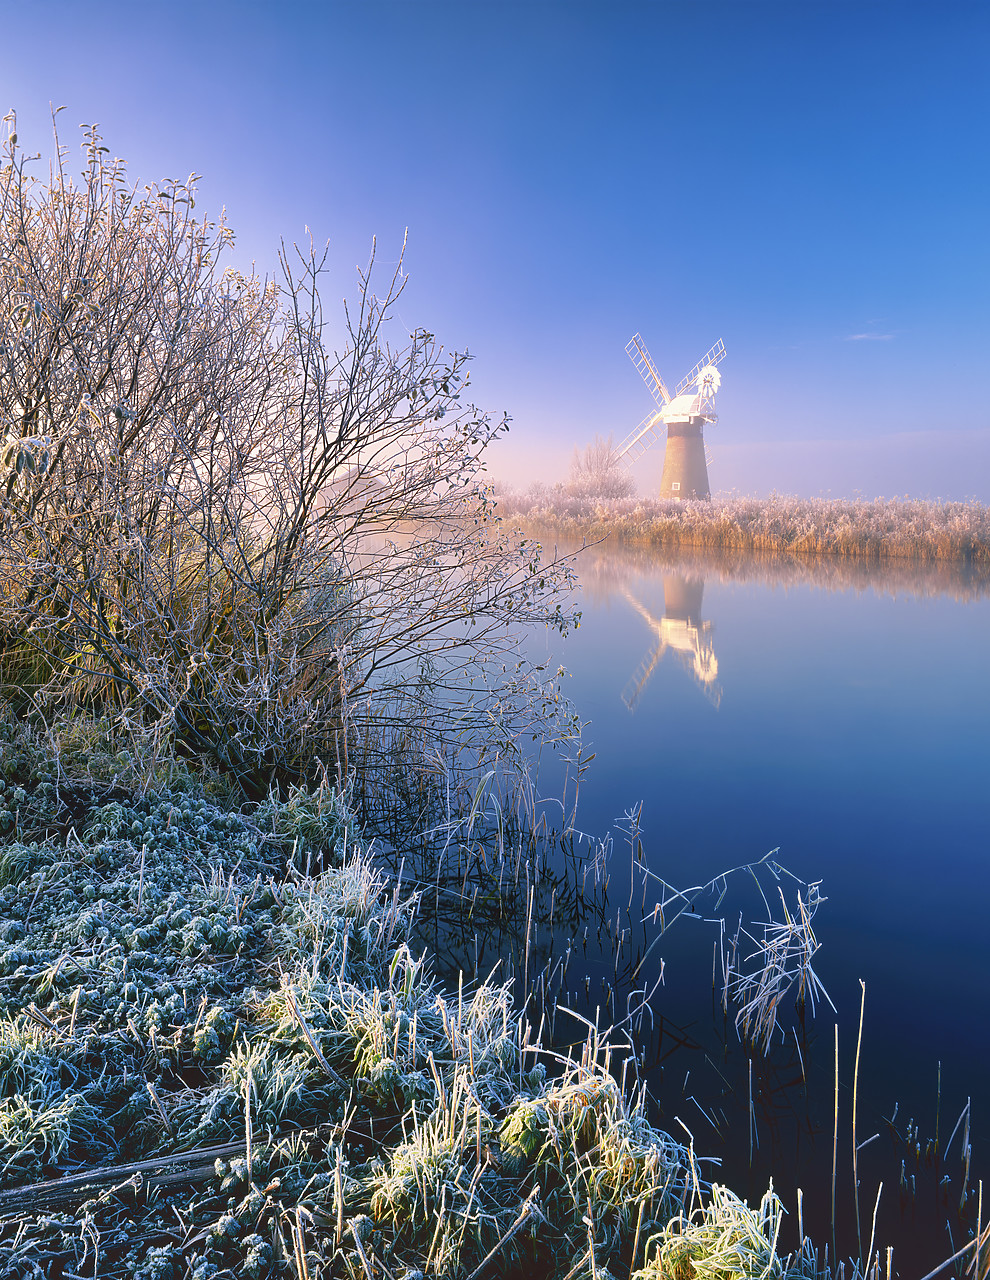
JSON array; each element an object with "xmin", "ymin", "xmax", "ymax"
[{"xmin": 3, "ymin": 0, "xmax": 988, "ymax": 498}]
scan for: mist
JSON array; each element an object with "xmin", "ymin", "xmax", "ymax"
[{"xmin": 489, "ymin": 426, "xmax": 990, "ymax": 504}]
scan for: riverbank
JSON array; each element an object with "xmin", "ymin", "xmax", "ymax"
[
  {"xmin": 0, "ymin": 711, "xmax": 887, "ymax": 1280},
  {"xmin": 495, "ymin": 491, "xmax": 990, "ymax": 567}
]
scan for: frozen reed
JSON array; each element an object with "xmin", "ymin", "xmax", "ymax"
[
  {"xmin": 724, "ymin": 882, "xmax": 835, "ymax": 1054},
  {"xmin": 496, "ymin": 488, "xmax": 990, "ymax": 567}
]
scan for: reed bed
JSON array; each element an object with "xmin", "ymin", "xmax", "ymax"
[{"xmin": 496, "ymin": 489, "xmax": 990, "ymax": 568}]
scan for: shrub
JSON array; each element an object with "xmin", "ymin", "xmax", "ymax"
[
  {"xmin": 0, "ymin": 112, "xmax": 577, "ymax": 802},
  {"xmin": 567, "ymin": 434, "xmax": 635, "ymax": 501}
]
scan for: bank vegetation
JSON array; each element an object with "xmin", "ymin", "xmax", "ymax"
[{"xmin": 497, "ymin": 485, "xmax": 990, "ymax": 568}]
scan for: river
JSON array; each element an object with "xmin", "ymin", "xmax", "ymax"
[{"xmin": 522, "ymin": 539, "xmax": 990, "ymax": 1270}]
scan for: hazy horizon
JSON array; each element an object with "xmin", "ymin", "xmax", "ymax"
[{"xmin": 486, "ymin": 423, "xmax": 990, "ymax": 503}]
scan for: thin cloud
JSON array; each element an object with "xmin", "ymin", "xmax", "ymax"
[{"xmin": 844, "ymin": 332, "xmax": 893, "ymax": 341}]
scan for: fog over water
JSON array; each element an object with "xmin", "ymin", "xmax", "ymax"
[{"xmin": 521, "ymin": 540, "xmax": 990, "ymax": 1267}]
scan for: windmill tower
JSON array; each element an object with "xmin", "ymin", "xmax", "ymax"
[
  {"xmin": 615, "ymin": 335, "xmax": 725, "ymax": 500},
  {"xmin": 620, "ymin": 574, "xmax": 721, "ymax": 712}
]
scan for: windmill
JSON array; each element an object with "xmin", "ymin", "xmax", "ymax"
[
  {"xmin": 615, "ymin": 335, "xmax": 725, "ymax": 500},
  {"xmin": 620, "ymin": 573, "xmax": 721, "ymax": 712}
]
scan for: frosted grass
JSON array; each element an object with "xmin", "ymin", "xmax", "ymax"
[{"xmin": 496, "ymin": 489, "xmax": 990, "ymax": 566}]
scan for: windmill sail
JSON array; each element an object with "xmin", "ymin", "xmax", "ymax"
[
  {"xmin": 614, "ymin": 409, "xmax": 666, "ymax": 464},
  {"xmin": 625, "ymin": 333, "xmax": 671, "ymax": 406},
  {"xmin": 674, "ymin": 339, "xmax": 726, "ymax": 397}
]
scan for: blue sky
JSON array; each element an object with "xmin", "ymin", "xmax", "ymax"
[{"xmin": 3, "ymin": 0, "xmax": 988, "ymax": 498}]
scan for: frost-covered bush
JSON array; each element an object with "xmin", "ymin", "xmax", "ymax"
[{"xmin": 0, "ymin": 119, "xmax": 577, "ymax": 804}]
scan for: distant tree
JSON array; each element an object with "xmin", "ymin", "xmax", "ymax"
[
  {"xmin": 0, "ymin": 113, "xmax": 578, "ymax": 799},
  {"xmin": 566, "ymin": 434, "xmax": 635, "ymax": 500}
]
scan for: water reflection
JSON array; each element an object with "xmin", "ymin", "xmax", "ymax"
[
  {"xmin": 620, "ymin": 574, "xmax": 721, "ymax": 710},
  {"xmin": 571, "ymin": 537, "xmax": 990, "ymax": 602}
]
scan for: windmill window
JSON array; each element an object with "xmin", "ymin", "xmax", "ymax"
[{"xmin": 671, "ymin": 482, "xmax": 681, "ymax": 491}]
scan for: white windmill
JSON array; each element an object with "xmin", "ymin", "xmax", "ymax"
[{"xmin": 614, "ymin": 335, "xmax": 725, "ymax": 500}]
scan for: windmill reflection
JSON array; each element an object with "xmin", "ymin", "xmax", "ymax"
[{"xmin": 620, "ymin": 574, "xmax": 721, "ymax": 711}]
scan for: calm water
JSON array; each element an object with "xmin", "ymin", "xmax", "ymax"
[{"xmin": 525, "ymin": 542, "xmax": 990, "ymax": 1267}]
